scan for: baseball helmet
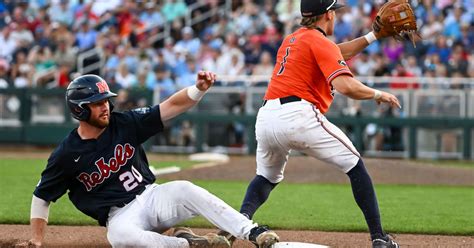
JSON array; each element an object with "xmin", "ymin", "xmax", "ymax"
[{"xmin": 65, "ymin": 74, "xmax": 117, "ymax": 121}]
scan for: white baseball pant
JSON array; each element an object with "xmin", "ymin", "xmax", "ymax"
[
  {"xmin": 107, "ymin": 181, "xmax": 256, "ymax": 248},
  {"xmin": 256, "ymin": 99, "xmax": 360, "ymax": 183}
]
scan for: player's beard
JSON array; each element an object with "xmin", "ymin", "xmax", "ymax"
[{"xmin": 88, "ymin": 111, "xmax": 110, "ymax": 129}]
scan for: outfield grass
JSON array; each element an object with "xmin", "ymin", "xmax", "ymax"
[{"xmin": 0, "ymin": 159, "xmax": 473, "ymax": 235}]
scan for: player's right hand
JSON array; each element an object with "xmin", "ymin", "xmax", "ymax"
[
  {"xmin": 376, "ymin": 91, "xmax": 401, "ymax": 109},
  {"xmin": 196, "ymin": 71, "xmax": 216, "ymax": 91}
]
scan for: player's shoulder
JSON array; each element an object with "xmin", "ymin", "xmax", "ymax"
[
  {"xmin": 297, "ymin": 28, "xmax": 336, "ymax": 46},
  {"xmin": 113, "ymin": 106, "xmax": 158, "ymax": 121}
]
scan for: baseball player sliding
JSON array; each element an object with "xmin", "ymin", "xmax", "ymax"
[
  {"xmin": 236, "ymin": 0, "xmax": 417, "ymax": 248},
  {"xmin": 17, "ymin": 72, "xmax": 279, "ymax": 248}
]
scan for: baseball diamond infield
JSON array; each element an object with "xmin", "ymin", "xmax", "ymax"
[{"xmin": 1, "ymin": 151, "xmax": 473, "ymax": 247}]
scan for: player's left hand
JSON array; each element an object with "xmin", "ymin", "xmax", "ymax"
[
  {"xmin": 376, "ymin": 91, "xmax": 401, "ymax": 109},
  {"xmin": 14, "ymin": 240, "xmax": 41, "ymax": 247},
  {"xmin": 196, "ymin": 71, "xmax": 216, "ymax": 91}
]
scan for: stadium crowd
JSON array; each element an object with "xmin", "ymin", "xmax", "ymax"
[
  {"xmin": 0, "ymin": 0, "xmax": 472, "ymax": 91},
  {"xmin": 0, "ymin": 0, "xmax": 472, "ymax": 150}
]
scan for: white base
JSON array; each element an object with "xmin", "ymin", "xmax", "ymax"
[{"xmin": 273, "ymin": 242, "xmax": 330, "ymax": 248}]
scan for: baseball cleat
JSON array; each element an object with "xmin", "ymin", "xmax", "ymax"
[
  {"xmin": 173, "ymin": 227, "xmax": 231, "ymax": 248},
  {"xmin": 372, "ymin": 235, "xmax": 399, "ymax": 248},
  {"xmin": 217, "ymin": 230, "xmax": 236, "ymax": 246},
  {"xmin": 249, "ymin": 225, "xmax": 280, "ymax": 248}
]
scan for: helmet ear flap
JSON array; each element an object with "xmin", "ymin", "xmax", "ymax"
[{"xmin": 71, "ymin": 104, "xmax": 91, "ymax": 121}]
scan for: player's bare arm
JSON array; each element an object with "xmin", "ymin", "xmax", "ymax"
[
  {"xmin": 17, "ymin": 196, "xmax": 50, "ymax": 247},
  {"xmin": 337, "ymin": 35, "xmax": 375, "ymax": 60},
  {"xmin": 159, "ymin": 71, "xmax": 216, "ymax": 121},
  {"xmin": 331, "ymin": 75, "xmax": 401, "ymax": 109}
]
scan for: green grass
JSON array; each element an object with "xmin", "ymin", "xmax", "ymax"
[
  {"xmin": 149, "ymin": 160, "xmax": 198, "ymax": 169},
  {"xmin": 1, "ymin": 159, "xmax": 473, "ymax": 235}
]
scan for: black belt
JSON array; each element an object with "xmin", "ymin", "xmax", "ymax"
[{"xmin": 262, "ymin": 96, "xmax": 301, "ymax": 106}]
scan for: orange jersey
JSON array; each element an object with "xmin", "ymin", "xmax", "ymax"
[{"xmin": 264, "ymin": 27, "xmax": 353, "ymax": 113}]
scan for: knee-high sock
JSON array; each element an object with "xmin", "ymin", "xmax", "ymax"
[
  {"xmin": 240, "ymin": 175, "xmax": 278, "ymax": 219},
  {"xmin": 347, "ymin": 159, "xmax": 386, "ymax": 240}
]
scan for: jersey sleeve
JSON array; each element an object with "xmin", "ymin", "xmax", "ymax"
[
  {"xmin": 311, "ymin": 39, "xmax": 353, "ymax": 82},
  {"xmin": 33, "ymin": 147, "xmax": 69, "ymax": 202},
  {"xmin": 128, "ymin": 105, "xmax": 164, "ymax": 144}
]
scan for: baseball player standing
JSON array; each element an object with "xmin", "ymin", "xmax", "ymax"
[
  {"xmin": 18, "ymin": 72, "xmax": 279, "ymax": 248},
  {"xmin": 239, "ymin": 1, "xmax": 400, "ymax": 248}
]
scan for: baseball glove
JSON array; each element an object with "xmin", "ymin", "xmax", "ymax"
[{"xmin": 372, "ymin": 0, "xmax": 419, "ymax": 46}]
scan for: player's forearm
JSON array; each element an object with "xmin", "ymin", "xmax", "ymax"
[
  {"xmin": 343, "ymin": 83, "xmax": 378, "ymax": 100},
  {"xmin": 29, "ymin": 195, "xmax": 50, "ymax": 246},
  {"xmin": 159, "ymin": 87, "xmax": 203, "ymax": 121},
  {"xmin": 337, "ymin": 37, "xmax": 368, "ymax": 60},
  {"xmin": 337, "ymin": 32, "xmax": 377, "ymax": 60},
  {"xmin": 30, "ymin": 218, "xmax": 47, "ymax": 245},
  {"xmin": 332, "ymin": 75, "xmax": 377, "ymax": 100}
]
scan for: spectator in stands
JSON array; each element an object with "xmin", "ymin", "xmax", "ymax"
[
  {"xmin": 140, "ymin": 2, "xmax": 164, "ymax": 30},
  {"xmin": 403, "ymin": 55, "xmax": 423, "ymax": 77},
  {"xmin": 75, "ymin": 21, "xmax": 98, "ymax": 52},
  {"xmin": 390, "ymin": 63, "xmax": 419, "ymax": 89},
  {"xmin": 353, "ymin": 51, "xmax": 375, "ymax": 76},
  {"xmin": 174, "ymin": 26, "xmax": 201, "ymax": 57},
  {"xmin": 383, "ymin": 39, "xmax": 404, "ymax": 63},
  {"xmin": 56, "ymin": 64, "xmax": 72, "ymax": 88},
  {"xmin": 10, "ymin": 51, "xmax": 31, "ymax": 83},
  {"xmin": 105, "ymin": 45, "xmax": 126, "ymax": 77},
  {"xmin": 176, "ymin": 56, "xmax": 200, "ymax": 90},
  {"xmin": 459, "ymin": 24, "xmax": 474, "ymax": 48},
  {"xmin": 73, "ymin": 3, "xmax": 99, "ymax": 30},
  {"xmin": 275, "ymin": 0, "xmax": 300, "ymax": 24},
  {"xmin": 260, "ymin": 27, "xmax": 281, "ymax": 63},
  {"xmin": 48, "ymin": 0, "xmax": 73, "ymax": 28},
  {"xmin": 217, "ymin": 49, "xmax": 245, "ymax": 77},
  {"xmin": 115, "ymin": 61, "xmax": 138, "ymax": 89},
  {"xmin": 252, "ymin": 51, "xmax": 274, "ymax": 76},
  {"xmin": 0, "ymin": 58, "xmax": 12, "ymax": 88},
  {"xmin": 160, "ymin": 37, "xmax": 178, "ymax": 68},
  {"xmin": 200, "ymin": 43, "xmax": 220, "ymax": 73},
  {"xmin": 53, "ymin": 38, "xmax": 77, "ymax": 70},
  {"xmin": 50, "ymin": 22, "xmax": 75, "ymax": 48},
  {"xmin": 162, "ymin": 0, "xmax": 187, "ymax": 22},
  {"xmin": 0, "ymin": 25, "xmax": 17, "ymax": 61},
  {"xmin": 427, "ymin": 36, "xmax": 451, "ymax": 64},
  {"xmin": 448, "ymin": 43, "xmax": 469, "ymax": 76},
  {"xmin": 334, "ymin": 10, "xmax": 352, "ymax": 43},
  {"xmin": 147, "ymin": 64, "xmax": 176, "ymax": 100},
  {"xmin": 10, "ymin": 21, "xmax": 34, "ymax": 49},
  {"xmin": 27, "ymin": 45, "xmax": 55, "ymax": 86},
  {"xmin": 443, "ymin": 5, "xmax": 464, "ymax": 41},
  {"xmin": 421, "ymin": 13, "xmax": 443, "ymax": 44},
  {"xmin": 243, "ymin": 35, "xmax": 263, "ymax": 72}
]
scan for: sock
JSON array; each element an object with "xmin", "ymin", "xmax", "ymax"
[
  {"xmin": 347, "ymin": 159, "xmax": 386, "ymax": 241},
  {"xmin": 240, "ymin": 175, "xmax": 278, "ymax": 219}
]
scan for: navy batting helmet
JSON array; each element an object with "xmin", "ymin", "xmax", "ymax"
[{"xmin": 66, "ymin": 74, "xmax": 117, "ymax": 121}]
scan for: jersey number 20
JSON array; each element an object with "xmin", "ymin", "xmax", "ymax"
[{"xmin": 119, "ymin": 166, "xmax": 143, "ymax": 191}]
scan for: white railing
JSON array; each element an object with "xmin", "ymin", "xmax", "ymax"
[{"xmin": 77, "ymin": 48, "xmax": 104, "ymax": 75}]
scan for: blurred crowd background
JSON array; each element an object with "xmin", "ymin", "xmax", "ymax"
[
  {"xmin": 0, "ymin": 0, "xmax": 472, "ymax": 92},
  {"xmin": 0, "ymin": 0, "xmax": 472, "ymax": 154}
]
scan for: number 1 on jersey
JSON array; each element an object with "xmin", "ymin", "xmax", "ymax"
[{"xmin": 277, "ymin": 47, "xmax": 290, "ymax": 75}]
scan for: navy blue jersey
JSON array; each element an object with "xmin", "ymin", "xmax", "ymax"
[{"xmin": 34, "ymin": 105, "xmax": 164, "ymax": 226}]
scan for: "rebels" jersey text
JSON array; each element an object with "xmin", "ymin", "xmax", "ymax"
[{"xmin": 77, "ymin": 143, "xmax": 135, "ymax": 191}]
